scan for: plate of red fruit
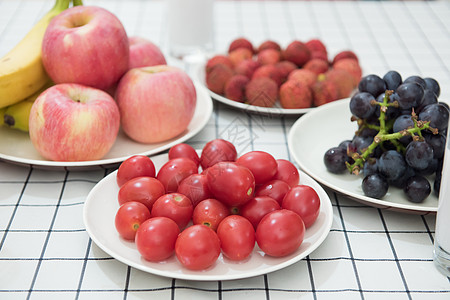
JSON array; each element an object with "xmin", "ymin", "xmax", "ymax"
[
  {"xmin": 194, "ymin": 37, "xmax": 362, "ymax": 115},
  {"xmin": 83, "ymin": 141, "xmax": 333, "ymax": 281}
]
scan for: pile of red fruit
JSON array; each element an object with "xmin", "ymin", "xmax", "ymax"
[
  {"xmin": 205, "ymin": 37, "xmax": 363, "ymax": 109},
  {"xmin": 114, "ymin": 139, "xmax": 321, "ymax": 271}
]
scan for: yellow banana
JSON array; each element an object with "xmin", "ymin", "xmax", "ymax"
[
  {"xmin": 3, "ymin": 81, "xmax": 54, "ymax": 132},
  {"xmin": 0, "ymin": 0, "xmax": 72, "ymax": 109}
]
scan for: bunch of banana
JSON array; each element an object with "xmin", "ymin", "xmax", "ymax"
[{"xmin": 0, "ymin": 0, "xmax": 83, "ymax": 132}]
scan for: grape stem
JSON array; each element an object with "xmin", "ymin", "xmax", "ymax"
[{"xmin": 346, "ymin": 90, "xmax": 437, "ymax": 175}]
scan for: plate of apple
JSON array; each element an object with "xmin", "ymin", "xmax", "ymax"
[
  {"xmin": 193, "ymin": 37, "xmax": 362, "ymax": 116},
  {"xmin": 0, "ymin": 5, "xmax": 213, "ymax": 170}
]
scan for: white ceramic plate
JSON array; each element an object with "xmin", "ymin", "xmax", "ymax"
[
  {"xmin": 83, "ymin": 152, "xmax": 333, "ymax": 281},
  {"xmin": 0, "ymin": 81, "xmax": 212, "ymax": 171},
  {"xmin": 192, "ymin": 63, "xmax": 312, "ymax": 116},
  {"xmin": 288, "ymin": 98, "xmax": 439, "ymax": 214}
]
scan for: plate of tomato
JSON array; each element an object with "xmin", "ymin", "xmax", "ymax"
[{"xmin": 83, "ymin": 147, "xmax": 333, "ymax": 281}]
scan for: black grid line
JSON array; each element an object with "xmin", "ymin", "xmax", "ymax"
[
  {"xmin": 377, "ymin": 209, "xmax": 412, "ymax": 299},
  {"xmin": 334, "ymin": 192, "xmax": 365, "ymax": 299}
]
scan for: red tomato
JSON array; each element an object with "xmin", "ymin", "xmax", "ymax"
[
  {"xmin": 114, "ymin": 201, "xmax": 151, "ymax": 240},
  {"xmin": 116, "ymin": 155, "xmax": 156, "ymax": 187},
  {"xmin": 135, "ymin": 217, "xmax": 180, "ymax": 262},
  {"xmin": 272, "ymin": 159, "xmax": 300, "ymax": 187},
  {"xmin": 156, "ymin": 157, "xmax": 198, "ymax": 193},
  {"xmin": 175, "ymin": 224, "xmax": 221, "ymax": 270},
  {"xmin": 255, "ymin": 179, "xmax": 291, "ymax": 205},
  {"xmin": 200, "ymin": 139, "xmax": 237, "ymax": 170},
  {"xmin": 236, "ymin": 151, "xmax": 277, "ymax": 184},
  {"xmin": 151, "ymin": 193, "xmax": 193, "ymax": 230},
  {"xmin": 206, "ymin": 162, "xmax": 255, "ymax": 207},
  {"xmin": 177, "ymin": 173, "xmax": 213, "ymax": 207},
  {"xmin": 282, "ymin": 185, "xmax": 320, "ymax": 228},
  {"xmin": 217, "ymin": 215, "xmax": 255, "ymax": 261},
  {"xmin": 168, "ymin": 143, "xmax": 200, "ymax": 167},
  {"xmin": 240, "ymin": 196, "xmax": 280, "ymax": 229},
  {"xmin": 256, "ymin": 209, "xmax": 305, "ymax": 257},
  {"xmin": 192, "ymin": 198, "xmax": 230, "ymax": 231},
  {"xmin": 118, "ymin": 176, "xmax": 165, "ymax": 210}
]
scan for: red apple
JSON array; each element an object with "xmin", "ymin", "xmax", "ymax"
[
  {"xmin": 28, "ymin": 84, "xmax": 120, "ymax": 161},
  {"xmin": 128, "ymin": 36, "xmax": 167, "ymax": 69},
  {"xmin": 115, "ymin": 65, "xmax": 197, "ymax": 144},
  {"xmin": 41, "ymin": 6, "xmax": 129, "ymax": 90}
]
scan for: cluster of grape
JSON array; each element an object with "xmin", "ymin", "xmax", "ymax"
[{"xmin": 324, "ymin": 71, "xmax": 449, "ymax": 203}]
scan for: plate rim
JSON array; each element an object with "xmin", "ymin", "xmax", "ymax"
[
  {"xmin": 287, "ymin": 98, "xmax": 438, "ymax": 214},
  {"xmin": 192, "ymin": 63, "xmax": 313, "ymax": 116},
  {"xmin": 0, "ymin": 81, "xmax": 213, "ymax": 170},
  {"xmin": 83, "ymin": 152, "xmax": 333, "ymax": 281}
]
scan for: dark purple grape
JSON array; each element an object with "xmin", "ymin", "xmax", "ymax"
[
  {"xmin": 423, "ymin": 132, "xmax": 446, "ymax": 159},
  {"xmin": 383, "ymin": 70, "xmax": 402, "ymax": 91},
  {"xmin": 338, "ymin": 140, "xmax": 352, "ymax": 150},
  {"xmin": 358, "ymin": 74, "xmax": 387, "ymax": 97},
  {"xmin": 362, "ymin": 173, "xmax": 388, "ymax": 199},
  {"xmin": 404, "ymin": 175, "xmax": 431, "ymax": 203},
  {"xmin": 404, "ymin": 141, "xmax": 434, "ymax": 170},
  {"xmin": 377, "ymin": 150, "xmax": 407, "ymax": 181},
  {"xmin": 389, "ymin": 165, "xmax": 415, "ymax": 188},
  {"xmin": 396, "ymin": 82, "xmax": 424, "ymax": 110},
  {"xmin": 363, "ymin": 158, "xmax": 378, "ymax": 176},
  {"xmin": 439, "ymin": 101, "xmax": 449, "ymax": 111},
  {"xmin": 416, "ymin": 157, "xmax": 438, "ymax": 176},
  {"xmin": 419, "ymin": 103, "xmax": 449, "ymax": 132},
  {"xmin": 393, "ymin": 114, "xmax": 414, "ymax": 144},
  {"xmin": 404, "ymin": 75, "xmax": 426, "ymax": 90},
  {"xmin": 324, "ymin": 147, "xmax": 349, "ymax": 174},
  {"xmin": 350, "ymin": 92, "xmax": 377, "ymax": 119},
  {"xmin": 359, "ymin": 126, "xmax": 378, "ymax": 138},
  {"xmin": 423, "ymin": 77, "xmax": 440, "ymax": 97},
  {"xmin": 417, "ymin": 89, "xmax": 438, "ymax": 113},
  {"xmin": 351, "ymin": 135, "xmax": 373, "ymax": 154}
]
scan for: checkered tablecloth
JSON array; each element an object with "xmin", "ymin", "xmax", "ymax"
[{"xmin": 1, "ymin": 1, "xmax": 449, "ymax": 299}]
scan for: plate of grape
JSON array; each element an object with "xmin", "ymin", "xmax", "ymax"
[{"xmin": 288, "ymin": 72, "xmax": 448, "ymax": 214}]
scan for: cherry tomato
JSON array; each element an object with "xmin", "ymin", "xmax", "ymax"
[
  {"xmin": 217, "ymin": 215, "xmax": 255, "ymax": 261},
  {"xmin": 240, "ymin": 196, "xmax": 280, "ymax": 229},
  {"xmin": 256, "ymin": 209, "xmax": 305, "ymax": 257},
  {"xmin": 200, "ymin": 139, "xmax": 237, "ymax": 170},
  {"xmin": 192, "ymin": 198, "xmax": 230, "ymax": 231},
  {"xmin": 175, "ymin": 224, "xmax": 221, "ymax": 270},
  {"xmin": 272, "ymin": 159, "xmax": 300, "ymax": 187},
  {"xmin": 168, "ymin": 143, "xmax": 200, "ymax": 167},
  {"xmin": 116, "ymin": 155, "xmax": 156, "ymax": 187},
  {"xmin": 177, "ymin": 173, "xmax": 213, "ymax": 207},
  {"xmin": 255, "ymin": 179, "xmax": 291, "ymax": 205},
  {"xmin": 135, "ymin": 217, "xmax": 180, "ymax": 262},
  {"xmin": 151, "ymin": 193, "xmax": 193, "ymax": 230},
  {"xmin": 156, "ymin": 157, "xmax": 198, "ymax": 193},
  {"xmin": 114, "ymin": 201, "xmax": 151, "ymax": 240},
  {"xmin": 282, "ymin": 185, "xmax": 320, "ymax": 228},
  {"xmin": 206, "ymin": 162, "xmax": 255, "ymax": 207},
  {"xmin": 118, "ymin": 176, "xmax": 165, "ymax": 210},
  {"xmin": 236, "ymin": 151, "xmax": 277, "ymax": 185}
]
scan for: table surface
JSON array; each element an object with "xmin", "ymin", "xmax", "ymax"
[{"xmin": 1, "ymin": 0, "xmax": 450, "ymax": 299}]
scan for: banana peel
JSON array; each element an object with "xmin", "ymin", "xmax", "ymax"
[{"xmin": 3, "ymin": 81, "xmax": 54, "ymax": 132}]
